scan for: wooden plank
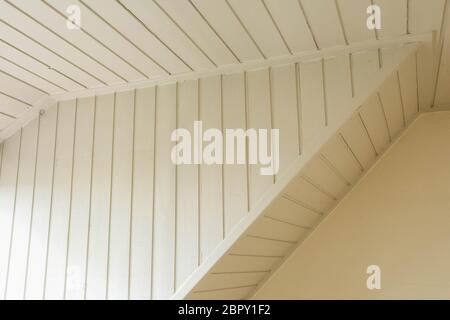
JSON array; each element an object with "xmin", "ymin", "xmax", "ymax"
[
  {"xmin": 5, "ymin": 118, "xmax": 38, "ymax": 299},
  {"xmin": 25, "ymin": 106, "xmax": 58, "ymax": 299},
  {"xmin": 379, "ymin": 74, "xmax": 405, "ymax": 139},
  {"xmin": 246, "ymin": 69, "xmax": 273, "ymax": 208},
  {"xmin": 374, "ymin": 0, "xmax": 407, "ymax": 38},
  {"xmin": 0, "ymin": 94, "xmax": 29, "ymax": 118},
  {"xmin": 0, "ymin": 42, "xmax": 84, "ymax": 92},
  {"xmin": 247, "ymin": 216, "xmax": 308, "ymax": 243},
  {"xmin": 46, "ymin": 0, "xmax": 166, "ymax": 79},
  {"xmin": 212, "ymin": 254, "xmax": 280, "ymax": 273},
  {"xmin": 264, "ymin": 196, "xmax": 321, "ymax": 227},
  {"xmin": 0, "ymin": 72, "xmax": 45, "ymax": 105},
  {"xmin": 300, "ymin": 0, "xmax": 346, "ymax": 48},
  {"xmin": 359, "ymin": 95, "xmax": 391, "ymax": 155},
  {"xmin": 302, "ymin": 156, "xmax": 349, "ymax": 200},
  {"xmin": 0, "ymin": 114, "xmax": 13, "ymax": 131},
  {"xmin": 351, "ymin": 50, "xmax": 380, "ymax": 98},
  {"xmin": 1, "ymin": 0, "xmax": 123, "ymax": 85},
  {"xmin": 340, "ymin": 114, "xmax": 377, "ymax": 171},
  {"xmin": 107, "ymin": 90, "xmax": 134, "ymax": 300},
  {"xmin": 271, "ymin": 64, "xmax": 299, "ymax": 179},
  {"xmin": 398, "ymin": 54, "xmax": 419, "ymax": 123},
  {"xmin": 175, "ymin": 80, "xmax": 199, "ymax": 290},
  {"xmin": 65, "ymin": 97, "xmax": 95, "ymax": 300},
  {"xmin": 103, "ymin": 0, "xmax": 207, "ymax": 72},
  {"xmin": 321, "ymin": 134, "xmax": 362, "ymax": 185},
  {"xmin": 199, "ymin": 76, "xmax": 223, "ymax": 262},
  {"xmin": 85, "ymin": 93, "xmax": 114, "ymax": 300},
  {"xmin": 263, "ymin": 0, "xmax": 317, "ymax": 52},
  {"xmin": 227, "ymin": 0, "xmax": 290, "ymax": 57},
  {"xmin": 0, "ymin": 58, "xmax": 64, "ymax": 95},
  {"xmin": 299, "ymin": 60, "xmax": 326, "ymax": 154},
  {"xmin": 130, "ymin": 87, "xmax": 155, "ymax": 299},
  {"xmin": 222, "ymin": 73, "xmax": 248, "ymax": 235},
  {"xmin": 409, "ymin": 0, "xmax": 446, "ymax": 109},
  {"xmin": 0, "ymin": 131, "xmax": 21, "ymax": 297},
  {"xmin": 191, "ymin": 0, "xmax": 263, "ymax": 62},
  {"xmin": 230, "ymin": 236, "xmax": 292, "ymax": 257},
  {"xmin": 45, "ymin": 100, "xmax": 76, "ymax": 300},
  {"xmin": 153, "ymin": 84, "xmax": 176, "ymax": 299},
  {"xmin": 188, "ymin": 285, "xmax": 255, "ymax": 299},
  {"xmin": 324, "ymin": 55, "xmax": 353, "ymax": 127},
  {"xmin": 195, "ymin": 272, "xmax": 265, "ymax": 292},
  {"xmin": 154, "ymin": 0, "xmax": 237, "ymax": 66},
  {"xmin": 336, "ymin": 0, "xmax": 374, "ymax": 43}
]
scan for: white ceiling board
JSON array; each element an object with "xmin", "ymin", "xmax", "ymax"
[
  {"xmin": 3, "ymin": 0, "xmax": 126, "ymax": 86},
  {"xmin": 0, "ymin": 95, "xmax": 29, "ymax": 118},
  {"xmin": 0, "ymin": 114, "xmax": 14, "ymax": 131},
  {"xmin": 0, "ymin": 72, "xmax": 45, "ymax": 106},
  {"xmin": 336, "ymin": 0, "xmax": 375, "ymax": 43},
  {"xmin": 435, "ymin": 6, "xmax": 450, "ymax": 108},
  {"xmin": 359, "ymin": 94, "xmax": 390, "ymax": 155},
  {"xmin": 0, "ymin": 20, "xmax": 99, "ymax": 90},
  {"xmin": 154, "ymin": 0, "xmax": 238, "ymax": 66},
  {"xmin": 300, "ymin": 0, "xmax": 346, "ymax": 48},
  {"xmin": 118, "ymin": 0, "xmax": 213, "ymax": 71},
  {"xmin": 379, "ymin": 74, "xmax": 406, "ymax": 138},
  {"xmin": 191, "ymin": 0, "xmax": 263, "ymax": 62},
  {"xmin": 263, "ymin": 0, "xmax": 317, "ymax": 52},
  {"xmin": 0, "ymin": 42, "xmax": 84, "ymax": 92},
  {"xmin": 227, "ymin": 0, "xmax": 290, "ymax": 57},
  {"xmin": 374, "ymin": 0, "xmax": 407, "ymax": 39},
  {"xmin": 44, "ymin": 0, "xmax": 166, "ymax": 79},
  {"xmin": 0, "ymin": 58, "xmax": 64, "ymax": 95}
]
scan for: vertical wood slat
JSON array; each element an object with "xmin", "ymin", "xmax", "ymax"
[
  {"xmin": 175, "ymin": 80, "xmax": 199, "ymax": 289},
  {"xmin": 25, "ymin": 107, "xmax": 58, "ymax": 299},
  {"xmin": 85, "ymin": 93, "xmax": 114, "ymax": 300},
  {"xmin": 5, "ymin": 118, "xmax": 39, "ymax": 299},
  {"xmin": 45, "ymin": 100, "xmax": 76, "ymax": 299},
  {"xmin": 64, "ymin": 97, "xmax": 95, "ymax": 300},
  {"xmin": 107, "ymin": 91, "xmax": 135, "ymax": 300},
  {"xmin": 0, "ymin": 131, "xmax": 21, "ymax": 298},
  {"xmin": 199, "ymin": 75, "xmax": 223, "ymax": 262},
  {"xmin": 129, "ymin": 87, "xmax": 156, "ymax": 299},
  {"xmin": 222, "ymin": 73, "xmax": 248, "ymax": 235},
  {"xmin": 153, "ymin": 84, "xmax": 176, "ymax": 299}
]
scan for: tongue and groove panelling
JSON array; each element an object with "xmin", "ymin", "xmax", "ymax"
[{"xmin": 0, "ymin": 47, "xmax": 417, "ymax": 299}]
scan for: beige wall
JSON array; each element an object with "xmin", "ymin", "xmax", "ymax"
[{"xmin": 253, "ymin": 111, "xmax": 450, "ymax": 299}]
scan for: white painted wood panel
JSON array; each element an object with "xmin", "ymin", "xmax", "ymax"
[
  {"xmin": 129, "ymin": 87, "xmax": 155, "ymax": 299},
  {"xmin": 359, "ymin": 95, "xmax": 390, "ymax": 155},
  {"xmin": 336, "ymin": 0, "xmax": 374, "ymax": 43},
  {"xmin": 227, "ymin": 0, "xmax": 290, "ymax": 57},
  {"xmin": 85, "ymin": 93, "xmax": 114, "ymax": 300},
  {"xmin": 263, "ymin": 0, "xmax": 317, "ymax": 52},
  {"xmin": 271, "ymin": 65, "xmax": 299, "ymax": 179},
  {"xmin": 5, "ymin": 118, "xmax": 38, "ymax": 300},
  {"xmin": 45, "ymin": 100, "xmax": 76, "ymax": 299},
  {"xmin": 25, "ymin": 107, "xmax": 57, "ymax": 300},
  {"xmin": 153, "ymin": 84, "xmax": 176, "ymax": 299},
  {"xmin": 378, "ymin": 74, "xmax": 406, "ymax": 139},
  {"xmin": 300, "ymin": 0, "xmax": 346, "ymax": 48},
  {"xmin": 398, "ymin": 54, "xmax": 419, "ymax": 123},
  {"xmin": 191, "ymin": 0, "xmax": 262, "ymax": 62},
  {"xmin": 155, "ymin": 0, "xmax": 237, "ymax": 66},
  {"xmin": 117, "ymin": 0, "xmax": 208, "ymax": 72},
  {"xmin": 246, "ymin": 69, "xmax": 273, "ymax": 208},
  {"xmin": 176, "ymin": 80, "xmax": 199, "ymax": 290},
  {"xmin": 107, "ymin": 91, "xmax": 134, "ymax": 300},
  {"xmin": 65, "ymin": 97, "xmax": 95, "ymax": 300},
  {"xmin": 199, "ymin": 76, "xmax": 223, "ymax": 261},
  {"xmin": 222, "ymin": 73, "xmax": 248, "ymax": 235},
  {"xmin": 0, "ymin": 131, "xmax": 21, "ymax": 298}
]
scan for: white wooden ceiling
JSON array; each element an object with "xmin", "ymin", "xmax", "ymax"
[{"xmin": 0, "ymin": 0, "xmax": 449, "ymax": 138}]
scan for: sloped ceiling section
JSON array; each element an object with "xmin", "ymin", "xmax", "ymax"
[
  {"xmin": 0, "ymin": 0, "xmax": 448, "ymax": 141},
  {"xmin": 175, "ymin": 46, "xmax": 420, "ymax": 299}
]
